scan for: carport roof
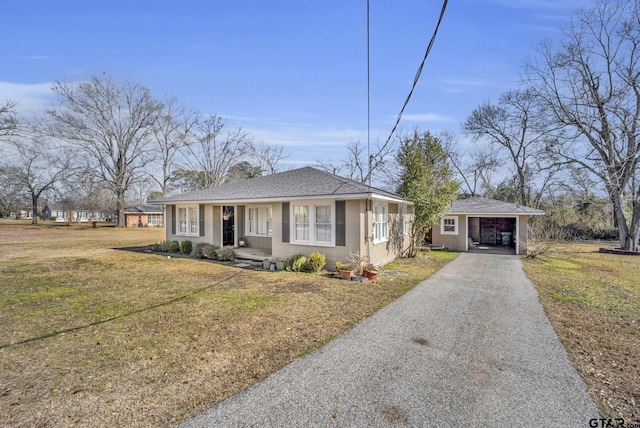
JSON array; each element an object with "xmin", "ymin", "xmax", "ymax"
[{"xmin": 449, "ymin": 197, "xmax": 545, "ymax": 216}]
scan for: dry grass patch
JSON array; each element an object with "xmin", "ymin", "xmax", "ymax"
[
  {"xmin": 523, "ymin": 242, "xmax": 639, "ymax": 424},
  {"xmin": 0, "ymin": 221, "xmax": 457, "ymax": 427}
]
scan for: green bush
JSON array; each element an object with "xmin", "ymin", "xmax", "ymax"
[
  {"xmin": 50, "ymin": 216, "xmax": 57, "ymax": 221},
  {"xmin": 285, "ymin": 253, "xmax": 307, "ymax": 272},
  {"xmin": 305, "ymin": 251, "xmax": 326, "ymax": 273},
  {"xmin": 201, "ymin": 244, "xmax": 219, "ymax": 260},
  {"xmin": 217, "ymin": 247, "xmax": 236, "ymax": 261},
  {"xmin": 167, "ymin": 240, "xmax": 180, "ymax": 253},
  {"xmin": 151, "ymin": 242, "xmax": 164, "ymax": 252},
  {"xmin": 180, "ymin": 240, "xmax": 193, "ymax": 255}
]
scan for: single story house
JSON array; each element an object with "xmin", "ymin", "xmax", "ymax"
[
  {"xmin": 430, "ymin": 197, "xmax": 545, "ymax": 255},
  {"xmin": 124, "ymin": 204, "xmax": 164, "ymax": 228},
  {"xmin": 42, "ymin": 204, "xmax": 108, "ymax": 223},
  {"xmin": 155, "ymin": 167, "xmax": 413, "ymax": 268}
]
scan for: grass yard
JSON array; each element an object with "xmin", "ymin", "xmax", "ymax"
[
  {"xmin": 523, "ymin": 242, "xmax": 639, "ymax": 424},
  {"xmin": 0, "ymin": 220, "xmax": 457, "ymax": 427}
]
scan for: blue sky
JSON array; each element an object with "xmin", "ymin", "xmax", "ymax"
[{"xmin": 3, "ymin": 0, "xmax": 594, "ymax": 167}]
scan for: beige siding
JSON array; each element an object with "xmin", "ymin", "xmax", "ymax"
[
  {"xmin": 271, "ymin": 200, "xmax": 363, "ymax": 268},
  {"xmin": 431, "ymin": 214, "xmax": 467, "ymax": 251},
  {"xmin": 165, "ymin": 204, "xmax": 221, "ymax": 247},
  {"xmin": 517, "ymin": 215, "xmax": 528, "ymax": 255}
]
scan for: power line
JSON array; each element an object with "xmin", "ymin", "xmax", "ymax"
[{"xmin": 366, "ymin": 0, "xmax": 449, "ymax": 184}]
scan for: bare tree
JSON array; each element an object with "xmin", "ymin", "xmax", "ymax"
[
  {"xmin": 151, "ymin": 97, "xmax": 196, "ymax": 197},
  {"xmin": 315, "ymin": 140, "xmax": 394, "ymax": 185},
  {"xmin": 253, "ymin": 142, "xmax": 289, "ymax": 175},
  {"xmin": 178, "ymin": 114, "xmax": 253, "ymax": 190},
  {"xmin": 0, "ymin": 130, "xmax": 73, "ymax": 225},
  {"xmin": 524, "ymin": 0, "xmax": 640, "ymax": 251},
  {"xmin": 47, "ymin": 75, "xmax": 162, "ymax": 227},
  {"xmin": 0, "ymin": 100, "xmax": 17, "ymax": 138},
  {"xmin": 462, "ymin": 89, "xmax": 558, "ymax": 208},
  {"xmin": 440, "ymin": 129, "xmax": 499, "ymax": 197}
]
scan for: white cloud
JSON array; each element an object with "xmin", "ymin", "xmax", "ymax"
[
  {"xmin": 0, "ymin": 81, "xmax": 56, "ymax": 115},
  {"xmin": 400, "ymin": 113, "xmax": 453, "ymax": 123}
]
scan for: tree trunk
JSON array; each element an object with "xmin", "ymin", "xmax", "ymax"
[
  {"xmin": 31, "ymin": 192, "xmax": 38, "ymax": 225},
  {"xmin": 611, "ymin": 191, "xmax": 633, "ymax": 251},
  {"xmin": 116, "ymin": 192, "xmax": 125, "ymax": 228}
]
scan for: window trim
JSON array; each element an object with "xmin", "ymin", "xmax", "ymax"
[
  {"xmin": 441, "ymin": 216, "xmax": 458, "ymax": 235},
  {"xmin": 245, "ymin": 205, "xmax": 273, "ymax": 237},
  {"xmin": 398, "ymin": 205, "xmax": 408, "ymax": 236},
  {"xmin": 373, "ymin": 202, "xmax": 389, "ymax": 244},
  {"xmin": 176, "ymin": 205, "xmax": 199, "ymax": 237},
  {"xmin": 290, "ymin": 200, "xmax": 335, "ymax": 247}
]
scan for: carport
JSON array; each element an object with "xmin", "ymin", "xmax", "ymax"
[{"xmin": 430, "ymin": 197, "xmax": 545, "ymax": 255}]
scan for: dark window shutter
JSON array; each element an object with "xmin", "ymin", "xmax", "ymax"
[
  {"xmin": 171, "ymin": 205, "xmax": 176, "ymax": 235},
  {"xmin": 199, "ymin": 204, "xmax": 205, "ymax": 237},
  {"xmin": 282, "ymin": 202, "xmax": 290, "ymax": 243},
  {"xmin": 336, "ymin": 200, "xmax": 346, "ymax": 246}
]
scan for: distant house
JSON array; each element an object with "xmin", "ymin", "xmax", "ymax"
[
  {"xmin": 124, "ymin": 204, "xmax": 164, "ymax": 228},
  {"xmin": 430, "ymin": 197, "xmax": 545, "ymax": 255},
  {"xmin": 155, "ymin": 167, "xmax": 413, "ymax": 268},
  {"xmin": 42, "ymin": 204, "xmax": 108, "ymax": 223}
]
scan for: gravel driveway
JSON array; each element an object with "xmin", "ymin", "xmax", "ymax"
[{"xmin": 178, "ymin": 252, "xmax": 598, "ymax": 427}]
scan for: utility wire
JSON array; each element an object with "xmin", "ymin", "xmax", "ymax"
[{"xmin": 366, "ymin": 0, "xmax": 448, "ymax": 183}]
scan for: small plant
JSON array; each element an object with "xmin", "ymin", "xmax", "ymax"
[
  {"xmin": 167, "ymin": 240, "xmax": 180, "ymax": 253},
  {"xmin": 180, "ymin": 240, "xmax": 193, "ymax": 255},
  {"xmin": 336, "ymin": 261, "xmax": 344, "ymax": 272},
  {"xmin": 151, "ymin": 242, "xmax": 164, "ymax": 252},
  {"xmin": 201, "ymin": 244, "xmax": 220, "ymax": 260},
  {"xmin": 285, "ymin": 253, "xmax": 307, "ymax": 272},
  {"xmin": 348, "ymin": 251, "xmax": 365, "ymax": 276},
  {"xmin": 305, "ymin": 251, "xmax": 326, "ymax": 273},
  {"xmin": 217, "ymin": 247, "xmax": 236, "ymax": 261},
  {"xmin": 50, "ymin": 216, "xmax": 57, "ymax": 222}
]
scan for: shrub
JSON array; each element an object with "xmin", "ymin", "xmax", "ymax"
[
  {"xmin": 151, "ymin": 242, "xmax": 164, "ymax": 252},
  {"xmin": 217, "ymin": 247, "xmax": 236, "ymax": 261},
  {"xmin": 191, "ymin": 242, "xmax": 208, "ymax": 258},
  {"xmin": 180, "ymin": 240, "xmax": 193, "ymax": 255},
  {"xmin": 50, "ymin": 216, "xmax": 57, "ymax": 221},
  {"xmin": 167, "ymin": 240, "xmax": 180, "ymax": 253},
  {"xmin": 305, "ymin": 251, "xmax": 326, "ymax": 273},
  {"xmin": 201, "ymin": 244, "xmax": 220, "ymax": 260},
  {"xmin": 285, "ymin": 253, "xmax": 307, "ymax": 272}
]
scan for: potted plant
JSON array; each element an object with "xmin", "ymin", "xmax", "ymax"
[
  {"xmin": 362, "ymin": 264, "xmax": 379, "ymax": 280},
  {"xmin": 336, "ymin": 261, "xmax": 354, "ymax": 280}
]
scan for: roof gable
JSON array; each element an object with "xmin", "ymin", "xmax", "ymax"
[
  {"xmin": 450, "ymin": 197, "xmax": 545, "ymax": 215},
  {"xmin": 157, "ymin": 167, "xmax": 406, "ymax": 204}
]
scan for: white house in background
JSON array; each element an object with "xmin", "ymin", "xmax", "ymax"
[
  {"xmin": 42, "ymin": 204, "xmax": 109, "ymax": 223},
  {"xmin": 155, "ymin": 167, "xmax": 414, "ymax": 268}
]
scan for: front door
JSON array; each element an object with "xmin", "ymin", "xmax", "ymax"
[{"xmin": 222, "ymin": 206, "xmax": 235, "ymax": 246}]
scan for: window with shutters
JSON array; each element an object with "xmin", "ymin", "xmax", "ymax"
[
  {"xmin": 291, "ymin": 201, "xmax": 334, "ymax": 246},
  {"xmin": 177, "ymin": 205, "xmax": 199, "ymax": 236}
]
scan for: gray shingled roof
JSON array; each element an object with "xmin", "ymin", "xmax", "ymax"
[
  {"xmin": 156, "ymin": 167, "xmax": 407, "ymax": 204},
  {"xmin": 124, "ymin": 204, "xmax": 163, "ymax": 214},
  {"xmin": 450, "ymin": 197, "xmax": 545, "ymax": 215}
]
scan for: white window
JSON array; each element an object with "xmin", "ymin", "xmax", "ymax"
[
  {"xmin": 177, "ymin": 206, "xmax": 199, "ymax": 236},
  {"xmin": 148, "ymin": 214, "xmax": 163, "ymax": 226},
  {"xmin": 398, "ymin": 206, "xmax": 407, "ymax": 236},
  {"xmin": 246, "ymin": 206, "xmax": 272, "ymax": 236},
  {"xmin": 373, "ymin": 203, "xmax": 389, "ymax": 243},
  {"xmin": 441, "ymin": 216, "xmax": 458, "ymax": 235},
  {"xmin": 291, "ymin": 201, "xmax": 334, "ymax": 246}
]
